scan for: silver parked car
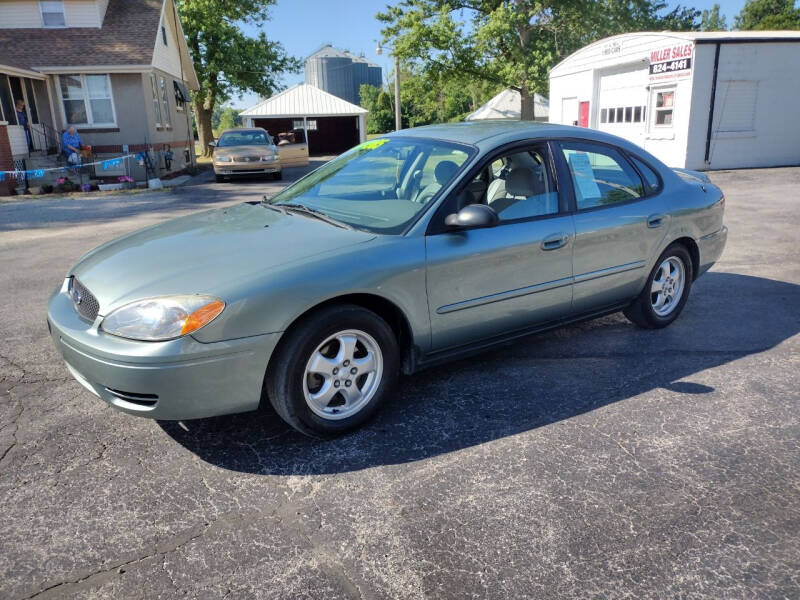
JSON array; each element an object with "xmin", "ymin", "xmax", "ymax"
[{"xmin": 47, "ymin": 122, "xmax": 727, "ymax": 437}]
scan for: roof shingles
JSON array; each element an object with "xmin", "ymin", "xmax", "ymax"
[{"xmin": 0, "ymin": 0, "xmax": 163, "ymax": 71}]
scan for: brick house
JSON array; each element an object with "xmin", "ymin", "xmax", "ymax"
[{"xmin": 0, "ymin": 0, "xmax": 199, "ymax": 194}]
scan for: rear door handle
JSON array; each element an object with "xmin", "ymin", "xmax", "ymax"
[
  {"xmin": 647, "ymin": 214, "xmax": 665, "ymax": 228},
  {"xmin": 541, "ymin": 233, "xmax": 569, "ymax": 251}
]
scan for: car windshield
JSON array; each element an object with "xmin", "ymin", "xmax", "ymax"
[
  {"xmin": 268, "ymin": 138, "xmax": 473, "ymax": 234},
  {"xmin": 218, "ymin": 130, "xmax": 271, "ymax": 147}
]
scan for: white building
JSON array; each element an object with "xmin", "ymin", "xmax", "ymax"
[
  {"xmin": 549, "ymin": 31, "xmax": 800, "ymax": 170},
  {"xmin": 241, "ymin": 84, "xmax": 367, "ymax": 156},
  {"xmin": 465, "ymin": 89, "xmax": 549, "ymax": 122}
]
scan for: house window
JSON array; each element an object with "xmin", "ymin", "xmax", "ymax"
[
  {"xmin": 58, "ymin": 74, "xmax": 116, "ymax": 126},
  {"xmin": 654, "ymin": 90, "xmax": 675, "ymax": 127},
  {"xmin": 161, "ymin": 25, "xmax": 168, "ymax": 45},
  {"xmin": 159, "ymin": 77, "xmax": 170, "ymax": 127},
  {"xmin": 307, "ymin": 119, "xmax": 318, "ymax": 131},
  {"xmin": 173, "ymin": 80, "xmax": 189, "ymax": 112},
  {"xmin": 292, "ymin": 119, "xmax": 304, "ymax": 129},
  {"xmin": 150, "ymin": 74, "xmax": 162, "ymax": 126},
  {"xmin": 40, "ymin": 0, "xmax": 66, "ymax": 27}
]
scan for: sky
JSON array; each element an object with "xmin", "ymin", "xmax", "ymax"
[{"xmin": 230, "ymin": 0, "xmax": 748, "ymax": 109}]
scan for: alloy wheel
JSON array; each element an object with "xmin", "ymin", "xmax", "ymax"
[
  {"xmin": 650, "ymin": 256, "xmax": 686, "ymax": 317},
  {"xmin": 302, "ymin": 329, "xmax": 383, "ymax": 420}
]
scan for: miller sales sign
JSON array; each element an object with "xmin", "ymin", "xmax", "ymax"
[{"xmin": 649, "ymin": 42, "xmax": 694, "ymax": 81}]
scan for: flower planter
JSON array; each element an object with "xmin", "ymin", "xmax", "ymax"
[{"xmin": 98, "ymin": 183, "xmax": 124, "ymax": 192}]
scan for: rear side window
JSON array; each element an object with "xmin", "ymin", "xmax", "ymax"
[
  {"xmin": 630, "ymin": 156, "xmax": 661, "ymax": 193},
  {"xmin": 560, "ymin": 142, "xmax": 644, "ymax": 210}
]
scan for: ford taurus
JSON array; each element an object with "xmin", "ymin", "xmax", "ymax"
[{"xmin": 47, "ymin": 122, "xmax": 727, "ymax": 437}]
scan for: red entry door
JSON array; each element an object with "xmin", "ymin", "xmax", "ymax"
[{"xmin": 578, "ymin": 101, "xmax": 590, "ymax": 127}]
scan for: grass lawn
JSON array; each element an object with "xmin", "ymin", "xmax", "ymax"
[{"xmin": 195, "ymin": 141, "xmax": 212, "ymax": 166}]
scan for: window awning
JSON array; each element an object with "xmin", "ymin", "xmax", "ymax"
[{"xmin": 173, "ymin": 80, "xmax": 190, "ymax": 103}]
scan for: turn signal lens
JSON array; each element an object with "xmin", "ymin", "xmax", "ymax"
[{"xmin": 181, "ymin": 300, "xmax": 225, "ymax": 335}]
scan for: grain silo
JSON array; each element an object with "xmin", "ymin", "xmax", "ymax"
[{"xmin": 305, "ymin": 45, "xmax": 382, "ymax": 107}]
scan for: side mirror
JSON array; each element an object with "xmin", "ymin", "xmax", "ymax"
[
  {"xmin": 444, "ymin": 204, "xmax": 499, "ymax": 229},
  {"xmin": 208, "ymin": 141, "xmax": 217, "ymax": 148}
]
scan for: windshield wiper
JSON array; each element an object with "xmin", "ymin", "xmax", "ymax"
[
  {"xmin": 280, "ymin": 203, "xmax": 354, "ymax": 230},
  {"xmin": 261, "ymin": 197, "xmax": 288, "ymax": 214}
]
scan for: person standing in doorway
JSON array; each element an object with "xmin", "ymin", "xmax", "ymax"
[{"xmin": 15, "ymin": 99, "xmax": 31, "ymax": 151}]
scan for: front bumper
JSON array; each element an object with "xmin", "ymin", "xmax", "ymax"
[
  {"xmin": 214, "ymin": 161, "xmax": 280, "ymax": 175},
  {"xmin": 697, "ymin": 225, "xmax": 728, "ymax": 277},
  {"xmin": 47, "ymin": 287, "xmax": 282, "ymax": 420}
]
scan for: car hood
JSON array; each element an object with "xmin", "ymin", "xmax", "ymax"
[
  {"xmin": 214, "ymin": 145, "xmax": 276, "ymax": 158},
  {"xmin": 71, "ymin": 203, "xmax": 376, "ymax": 313}
]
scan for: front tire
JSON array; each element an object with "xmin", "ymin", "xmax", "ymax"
[
  {"xmin": 266, "ymin": 305, "xmax": 399, "ymax": 437},
  {"xmin": 214, "ymin": 174, "xmax": 224, "ymax": 183},
  {"xmin": 624, "ymin": 243, "xmax": 694, "ymax": 329}
]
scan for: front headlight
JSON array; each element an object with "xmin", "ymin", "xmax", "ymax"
[
  {"xmin": 101, "ymin": 295, "xmax": 225, "ymax": 341},
  {"xmin": 215, "ymin": 155, "xmax": 232, "ymax": 163},
  {"xmin": 261, "ymin": 154, "xmax": 277, "ymax": 162}
]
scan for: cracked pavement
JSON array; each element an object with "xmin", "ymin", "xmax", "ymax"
[{"xmin": 1, "ymin": 166, "xmax": 798, "ymax": 599}]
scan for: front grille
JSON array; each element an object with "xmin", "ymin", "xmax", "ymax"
[
  {"xmin": 69, "ymin": 277, "xmax": 100, "ymax": 322},
  {"xmin": 233, "ymin": 155, "xmax": 259, "ymax": 163}
]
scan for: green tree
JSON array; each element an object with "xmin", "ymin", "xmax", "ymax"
[
  {"xmin": 177, "ymin": 0, "xmax": 300, "ymax": 156},
  {"xmin": 700, "ymin": 4, "xmax": 728, "ymax": 30},
  {"xmin": 359, "ymin": 84, "xmax": 395, "ymax": 133},
  {"xmin": 377, "ymin": 0, "xmax": 699, "ymax": 121},
  {"xmin": 216, "ymin": 107, "xmax": 242, "ymax": 134},
  {"xmin": 734, "ymin": 0, "xmax": 800, "ymax": 29}
]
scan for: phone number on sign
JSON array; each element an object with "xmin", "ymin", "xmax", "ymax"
[{"xmin": 649, "ymin": 58, "xmax": 692, "ymax": 75}]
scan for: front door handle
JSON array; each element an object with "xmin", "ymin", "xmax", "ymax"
[
  {"xmin": 541, "ymin": 233, "xmax": 569, "ymax": 251},
  {"xmin": 647, "ymin": 214, "xmax": 665, "ymax": 228}
]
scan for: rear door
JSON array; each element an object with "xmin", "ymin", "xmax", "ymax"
[{"xmin": 556, "ymin": 140, "xmax": 667, "ymax": 314}]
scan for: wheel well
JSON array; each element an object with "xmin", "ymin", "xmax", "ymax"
[
  {"xmin": 281, "ymin": 294, "xmax": 416, "ymax": 373},
  {"xmin": 673, "ymin": 237, "xmax": 700, "ymax": 280}
]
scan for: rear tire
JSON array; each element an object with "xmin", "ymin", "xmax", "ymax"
[
  {"xmin": 266, "ymin": 305, "xmax": 399, "ymax": 438},
  {"xmin": 624, "ymin": 243, "xmax": 693, "ymax": 329}
]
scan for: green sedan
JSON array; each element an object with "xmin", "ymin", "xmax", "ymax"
[{"xmin": 47, "ymin": 121, "xmax": 727, "ymax": 437}]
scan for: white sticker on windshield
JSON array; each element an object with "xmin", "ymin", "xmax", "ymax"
[{"xmin": 568, "ymin": 152, "xmax": 602, "ymax": 200}]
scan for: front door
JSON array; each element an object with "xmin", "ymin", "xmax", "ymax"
[
  {"xmin": 556, "ymin": 140, "xmax": 667, "ymax": 314},
  {"xmin": 426, "ymin": 143, "xmax": 574, "ymax": 351}
]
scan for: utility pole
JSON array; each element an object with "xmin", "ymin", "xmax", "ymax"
[{"xmin": 394, "ymin": 54, "xmax": 401, "ymax": 131}]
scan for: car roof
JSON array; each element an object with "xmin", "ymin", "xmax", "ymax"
[
  {"xmin": 385, "ymin": 120, "xmax": 667, "ymax": 167},
  {"xmin": 219, "ymin": 128, "xmax": 268, "ymax": 135}
]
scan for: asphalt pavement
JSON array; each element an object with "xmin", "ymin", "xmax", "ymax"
[{"xmin": 0, "ymin": 164, "xmax": 798, "ymax": 599}]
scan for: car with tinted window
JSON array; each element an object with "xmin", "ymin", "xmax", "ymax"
[{"xmin": 48, "ymin": 121, "xmax": 727, "ymax": 437}]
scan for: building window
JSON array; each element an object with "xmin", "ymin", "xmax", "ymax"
[
  {"xmin": 608, "ymin": 108, "xmax": 615, "ymax": 124},
  {"xmin": 159, "ymin": 76, "xmax": 171, "ymax": 127},
  {"xmin": 40, "ymin": 0, "xmax": 65, "ymax": 27},
  {"xmin": 624, "ymin": 107, "xmax": 632, "ymax": 122},
  {"xmin": 655, "ymin": 90, "xmax": 675, "ymax": 126},
  {"xmin": 292, "ymin": 119, "xmax": 304, "ymax": 129},
  {"xmin": 600, "ymin": 108, "xmax": 607, "ymax": 123},
  {"xmin": 58, "ymin": 74, "xmax": 115, "ymax": 126},
  {"xmin": 150, "ymin": 74, "xmax": 162, "ymax": 126},
  {"xmin": 307, "ymin": 119, "xmax": 318, "ymax": 131},
  {"xmin": 634, "ymin": 106, "xmax": 642, "ymax": 122}
]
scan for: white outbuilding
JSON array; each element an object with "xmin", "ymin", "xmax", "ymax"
[
  {"xmin": 548, "ymin": 31, "xmax": 800, "ymax": 170},
  {"xmin": 465, "ymin": 89, "xmax": 549, "ymax": 122},
  {"xmin": 241, "ymin": 83, "xmax": 368, "ymax": 155}
]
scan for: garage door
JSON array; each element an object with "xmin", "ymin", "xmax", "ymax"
[{"xmin": 597, "ymin": 67, "xmax": 649, "ymax": 146}]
